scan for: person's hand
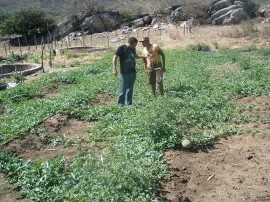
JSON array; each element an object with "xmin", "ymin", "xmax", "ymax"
[
  {"xmin": 113, "ymin": 69, "xmax": 117, "ymax": 77},
  {"xmin": 162, "ymin": 67, "xmax": 166, "ymax": 73}
]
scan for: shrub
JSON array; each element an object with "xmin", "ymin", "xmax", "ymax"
[
  {"xmin": 0, "ymin": 79, "xmax": 7, "ymax": 91},
  {"xmin": 11, "ymin": 72, "xmax": 25, "ymax": 83},
  {"xmin": 186, "ymin": 43, "xmax": 210, "ymax": 51},
  {"xmin": 0, "ymin": 7, "xmax": 56, "ymax": 38},
  {"xmin": 119, "ymin": 10, "xmax": 133, "ymax": 23},
  {"xmin": 260, "ymin": 25, "xmax": 270, "ymax": 39},
  {"xmin": 241, "ymin": 20, "xmax": 258, "ymax": 37}
]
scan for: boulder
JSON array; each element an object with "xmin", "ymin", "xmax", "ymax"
[
  {"xmin": 130, "ymin": 18, "xmax": 145, "ymax": 28},
  {"xmin": 234, "ymin": 1, "xmax": 244, "ymax": 6},
  {"xmin": 169, "ymin": 6, "xmax": 188, "ymax": 22},
  {"xmin": 223, "ymin": 8, "xmax": 248, "ymax": 24},
  {"xmin": 143, "ymin": 16, "xmax": 152, "ymax": 25},
  {"xmin": 212, "ymin": 10, "xmax": 233, "ymax": 25},
  {"xmin": 100, "ymin": 12, "xmax": 122, "ymax": 31},
  {"xmin": 261, "ymin": 18, "xmax": 270, "ymax": 23},
  {"xmin": 81, "ymin": 15, "xmax": 105, "ymax": 33},
  {"xmin": 210, "ymin": 0, "xmax": 257, "ymax": 25},
  {"xmin": 151, "ymin": 18, "xmax": 158, "ymax": 25},
  {"xmin": 52, "ymin": 19, "xmax": 75, "ymax": 39},
  {"xmin": 265, "ymin": 8, "xmax": 270, "ymax": 18},
  {"xmin": 211, "ymin": 5, "xmax": 242, "ymax": 20},
  {"xmin": 209, "ymin": 0, "xmax": 232, "ymax": 14}
]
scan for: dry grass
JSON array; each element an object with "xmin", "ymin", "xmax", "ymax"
[{"xmin": 1, "ymin": 22, "xmax": 270, "ymax": 69}]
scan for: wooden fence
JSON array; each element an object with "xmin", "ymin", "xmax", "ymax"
[{"xmin": 0, "ymin": 27, "xmax": 169, "ymax": 56}]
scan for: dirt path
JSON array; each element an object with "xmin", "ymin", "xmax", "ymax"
[{"xmin": 0, "ymin": 174, "xmax": 22, "ymax": 202}]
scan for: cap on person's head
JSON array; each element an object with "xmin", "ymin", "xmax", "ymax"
[
  {"xmin": 139, "ymin": 37, "xmax": 150, "ymax": 42},
  {"xmin": 128, "ymin": 37, "xmax": 138, "ymax": 44}
]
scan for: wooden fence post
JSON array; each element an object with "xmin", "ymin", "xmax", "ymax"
[
  {"xmin": 107, "ymin": 35, "xmax": 109, "ymax": 47},
  {"xmin": 34, "ymin": 35, "xmax": 38, "ymax": 50},
  {"xmin": 4, "ymin": 43, "xmax": 7, "ymax": 55},
  {"xmin": 90, "ymin": 34, "xmax": 93, "ymax": 45},
  {"xmin": 18, "ymin": 38, "xmax": 21, "ymax": 52},
  {"xmin": 41, "ymin": 36, "xmax": 44, "ymax": 50},
  {"xmin": 41, "ymin": 44, "xmax": 45, "ymax": 73}
]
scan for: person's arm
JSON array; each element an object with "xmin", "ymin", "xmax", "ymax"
[
  {"xmin": 135, "ymin": 50, "xmax": 147, "ymax": 72},
  {"xmin": 159, "ymin": 49, "xmax": 166, "ymax": 73},
  {"xmin": 135, "ymin": 54, "xmax": 147, "ymax": 59},
  {"xmin": 136, "ymin": 54, "xmax": 147, "ymax": 72},
  {"xmin": 112, "ymin": 55, "xmax": 118, "ymax": 77},
  {"xmin": 142, "ymin": 57, "xmax": 147, "ymax": 73}
]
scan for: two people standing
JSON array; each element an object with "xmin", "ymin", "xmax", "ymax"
[{"xmin": 112, "ymin": 37, "xmax": 166, "ymax": 107}]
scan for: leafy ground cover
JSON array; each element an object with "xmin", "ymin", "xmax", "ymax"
[{"xmin": 0, "ymin": 46, "xmax": 269, "ymax": 201}]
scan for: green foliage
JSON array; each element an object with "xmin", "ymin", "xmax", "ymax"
[
  {"xmin": 1, "ymin": 53, "xmax": 17, "ymax": 64},
  {"xmin": 0, "ymin": 0, "xmax": 268, "ymax": 22},
  {"xmin": 29, "ymin": 54, "xmax": 41, "ymax": 63},
  {"xmin": 11, "ymin": 71, "xmax": 25, "ymax": 83},
  {"xmin": 186, "ymin": 43, "xmax": 211, "ymax": 51},
  {"xmin": 0, "ymin": 7, "xmax": 56, "ymax": 37},
  {"xmin": 0, "ymin": 79, "xmax": 7, "ymax": 91},
  {"xmin": 119, "ymin": 10, "xmax": 133, "ymax": 23},
  {"xmin": 1, "ymin": 84, "xmax": 38, "ymax": 103},
  {"xmin": 0, "ymin": 48, "xmax": 269, "ymax": 201},
  {"xmin": 134, "ymin": 4, "xmax": 143, "ymax": 15},
  {"xmin": 241, "ymin": 20, "xmax": 258, "ymax": 37}
]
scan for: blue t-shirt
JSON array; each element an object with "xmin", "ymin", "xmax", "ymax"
[{"xmin": 115, "ymin": 45, "xmax": 136, "ymax": 74}]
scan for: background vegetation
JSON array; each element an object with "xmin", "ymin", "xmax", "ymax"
[
  {"xmin": 0, "ymin": 0, "xmax": 268, "ymax": 22},
  {"xmin": 0, "ymin": 7, "xmax": 55, "ymax": 38}
]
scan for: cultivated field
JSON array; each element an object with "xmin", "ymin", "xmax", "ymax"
[{"xmin": 0, "ymin": 22, "xmax": 270, "ymax": 201}]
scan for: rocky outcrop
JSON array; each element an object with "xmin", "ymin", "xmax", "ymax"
[
  {"xmin": 53, "ymin": 19, "xmax": 75, "ymax": 40},
  {"xmin": 258, "ymin": 4, "xmax": 270, "ymax": 18},
  {"xmin": 209, "ymin": 0, "xmax": 232, "ymax": 14},
  {"xmin": 169, "ymin": 6, "xmax": 189, "ymax": 22},
  {"xmin": 209, "ymin": 0, "xmax": 259, "ymax": 25},
  {"xmin": 257, "ymin": 4, "xmax": 270, "ymax": 23},
  {"xmin": 53, "ymin": 11, "xmax": 122, "ymax": 39},
  {"xmin": 51, "ymin": 1, "xmax": 262, "ymax": 40}
]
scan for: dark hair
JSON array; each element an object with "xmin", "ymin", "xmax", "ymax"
[{"xmin": 128, "ymin": 37, "xmax": 138, "ymax": 44}]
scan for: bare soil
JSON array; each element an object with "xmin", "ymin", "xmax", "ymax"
[
  {"xmin": 0, "ymin": 174, "xmax": 22, "ymax": 202},
  {"xmin": 157, "ymin": 96, "xmax": 270, "ymax": 202}
]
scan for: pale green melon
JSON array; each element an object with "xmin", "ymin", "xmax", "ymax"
[{"xmin": 182, "ymin": 139, "xmax": 192, "ymax": 149}]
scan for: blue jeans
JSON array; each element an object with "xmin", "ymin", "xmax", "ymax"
[{"xmin": 118, "ymin": 73, "xmax": 136, "ymax": 106}]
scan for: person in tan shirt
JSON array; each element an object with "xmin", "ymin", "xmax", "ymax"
[{"xmin": 140, "ymin": 37, "xmax": 166, "ymax": 96}]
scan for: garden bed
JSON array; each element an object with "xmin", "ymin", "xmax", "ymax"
[{"xmin": 0, "ymin": 63, "xmax": 42, "ymax": 78}]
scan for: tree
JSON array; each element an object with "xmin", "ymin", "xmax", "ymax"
[{"xmin": 0, "ymin": 7, "xmax": 56, "ymax": 38}]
